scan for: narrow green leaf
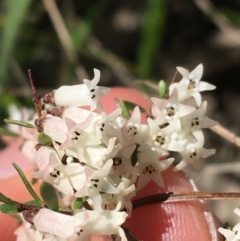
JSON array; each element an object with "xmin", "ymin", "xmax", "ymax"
[
  {"xmin": 73, "ymin": 197, "xmax": 88, "ymax": 210},
  {"xmin": 137, "ymin": 0, "xmax": 168, "ymax": 78},
  {"xmin": 0, "ymin": 193, "xmax": 16, "ymax": 204},
  {"xmin": 122, "ymin": 101, "xmax": 146, "ymax": 113},
  {"xmin": 158, "ymin": 80, "xmax": 167, "ymax": 98},
  {"xmin": 12, "ymin": 163, "xmax": 41, "ymax": 202},
  {"xmin": 40, "ymin": 182, "xmax": 59, "ymax": 211},
  {"xmin": 119, "ymin": 100, "xmax": 131, "ymax": 119},
  {"xmin": 38, "ymin": 132, "xmax": 52, "ymax": 145},
  {"xmin": 0, "ymin": 127, "xmax": 19, "ymax": 137},
  {"xmin": 0, "ymin": 203, "xmax": 20, "ymax": 214},
  {"xmin": 0, "ymin": 0, "xmax": 33, "ymax": 85},
  {"xmin": 131, "ymin": 144, "xmax": 140, "ymax": 167},
  {"xmin": 4, "ymin": 119, "xmax": 35, "ymax": 129}
]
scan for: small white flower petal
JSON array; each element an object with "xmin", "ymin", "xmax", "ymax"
[
  {"xmin": 176, "ymin": 67, "xmax": 189, "ymax": 77},
  {"xmin": 33, "ymin": 209, "xmax": 84, "ymax": 238},
  {"xmin": 218, "ymin": 227, "xmax": 236, "ymax": 241},
  {"xmin": 198, "ymin": 81, "xmax": 216, "ymax": 92},
  {"xmin": 43, "ymin": 116, "xmax": 68, "ymax": 143},
  {"xmin": 190, "ymin": 63, "xmax": 203, "ymax": 80}
]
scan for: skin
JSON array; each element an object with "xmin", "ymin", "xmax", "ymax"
[{"xmin": 0, "ymin": 88, "xmax": 222, "ymax": 241}]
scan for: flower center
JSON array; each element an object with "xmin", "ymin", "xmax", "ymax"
[
  {"xmin": 90, "ymin": 88, "xmax": 96, "ymax": 99},
  {"xmin": 48, "ymin": 167, "xmax": 64, "ymax": 184},
  {"xmin": 113, "ymin": 157, "xmax": 123, "ymax": 166},
  {"xmin": 166, "ymin": 106, "xmax": 175, "ymax": 117},
  {"xmin": 188, "ymin": 79, "xmax": 196, "ymax": 91},
  {"xmin": 77, "ymin": 229, "xmax": 84, "ymax": 236},
  {"xmin": 100, "ymin": 123, "xmax": 105, "ymax": 132},
  {"xmin": 143, "ymin": 165, "xmax": 156, "ymax": 174},
  {"xmin": 152, "ymin": 131, "xmax": 169, "ymax": 149},
  {"xmin": 90, "ymin": 178, "xmax": 100, "ymax": 188},
  {"xmin": 164, "ymin": 103, "xmax": 177, "ymax": 120},
  {"xmin": 49, "ymin": 168, "xmax": 60, "ymax": 178},
  {"xmin": 127, "ymin": 125, "xmax": 138, "ymax": 136},
  {"xmin": 71, "ymin": 131, "xmax": 81, "ymax": 141},
  {"xmin": 191, "ymin": 117, "xmax": 200, "ymax": 129}
]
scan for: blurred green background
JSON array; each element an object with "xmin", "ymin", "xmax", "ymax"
[{"xmin": 1, "ymin": 0, "xmax": 240, "ymax": 225}]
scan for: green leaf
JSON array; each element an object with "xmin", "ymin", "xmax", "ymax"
[
  {"xmin": 12, "ymin": 163, "xmax": 41, "ymax": 202},
  {"xmin": 0, "ymin": 193, "xmax": 16, "ymax": 204},
  {"xmin": 0, "ymin": 127, "xmax": 19, "ymax": 137},
  {"xmin": 0, "ymin": 0, "xmax": 33, "ymax": 85},
  {"xmin": 38, "ymin": 132, "xmax": 52, "ymax": 145},
  {"xmin": 122, "ymin": 101, "xmax": 146, "ymax": 113},
  {"xmin": 158, "ymin": 80, "xmax": 167, "ymax": 98},
  {"xmin": 131, "ymin": 144, "xmax": 140, "ymax": 167},
  {"xmin": 137, "ymin": 0, "xmax": 168, "ymax": 78},
  {"xmin": 4, "ymin": 119, "xmax": 35, "ymax": 129},
  {"xmin": 40, "ymin": 182, "xmax": 59, "ymax": 211},
  {"xmin": 119, "ymin": 99, "xmax": 130, "ymax": 119},
  {"xmin": 0, "ymin": 203, "xmax": 20, "ymax": 214},
  {"xmin": 73, "ymin": 197, "xmax": 88, "ymax": 210}
]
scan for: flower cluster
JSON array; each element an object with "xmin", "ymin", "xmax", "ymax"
[{"xmin": 13, "ymin": 64, "xmax": 217, "ymax": 241}]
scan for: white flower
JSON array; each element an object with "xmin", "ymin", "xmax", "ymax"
[
  {"xmin": 32, "ymin": 146, "xmax": 85, "ymax": 195},
  {"xmin": 62, "ymin": 107, "xmax": 93, "ymax": 124},
  {"xmin": 86, "ymin": 107, "xmax": 123, "ymax": 146},
  {"xmin": 180, "ymin": 101, "xmax": 218, "ymax": 133},
  {"xmin": 173, "ymin": 130, "xmax": 215, "ymax": 171},
  {"xmin": 52, "ymin": 69, "xmax": 109, "ymax": 110},
  {"xmin": 75, "ymin": 159, "xmax": 119, "ymax": 210},
  {"xmin": 34, "ymin": 208, "xmax": 128, "ymax": 241},
  {"xmin": 137, "ymin": 146, "xmax": 174, "ymax": 190},
  {"xmin": 59, "ymin": 117, "xmax": 101, "ymax": 165},
  {"xmin": 15, "ymin": 219, "xmax": 43, "ymax": 241},
  {"xmin": 72, "ymin": 210, "xmax": 128, "ymax": 241},
  {"xmin": 107, "ymin": 177, "xmax": 136, "ymax": 216},
  {"xmin": 151, "ymin": 89, "xmax": 195, "ymax": 123},
  {"xmin": 218, "ymin": 208, "xmax": 240, "ymax": 241},
  {"xmin": 122, "ymin": 106, "xmax": 149, "ymax": 145},
  {"xmin": 43, "ymin": 116, "xmax": 68, "ymax": 143},
  {"xmin": 170, "ymin": 64, "xmax": 215, "ymax": 106},
  {"xmin": 111, "ymin": 145, "xmax": 138, "ymax": 183},
  {"xmin": 33, "ymin": 208, "xmax": 85, "ymax": 239},
  {"xmin": 84, "ymin": 137, "xmax": 122, "ymax": 168},
  {"xmin": 147, "ymin": 117, "xmax": 184, "ymax": 153}
]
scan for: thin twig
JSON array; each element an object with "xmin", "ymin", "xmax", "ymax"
[
  {"xmin": 85, "ymin": 38, "xmax": 137, "ymax": 88},
  {"xmin": 42, "ymin": 0, "xmax": 88, "ymax": 81},
  {"xmin": 8, "ymin": 54, "xmax": 29, "ymax": 87},
  {"xmin": 195, "ymin": 0, "xmax": 240, "ymax": 47},
  {"xmin": 210, "ymin": 125, "xmax": 240, "ymax": 148},
  {"xmin": 0, "ymin": 87, "xmax": 52, "ymax": 97},
  {"xmin": 27, "ymin": 70, "xmax": 42, "ymax": 118},
  {"xmin": 132, "ymin": 192, "xmax": 240, "ymax": 210}
]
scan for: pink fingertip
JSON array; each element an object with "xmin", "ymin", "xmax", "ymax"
[{"xmin": 0, "ymin": 139, "xmax": 32, "ymax": 180}]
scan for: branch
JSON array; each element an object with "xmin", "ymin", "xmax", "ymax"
[
  {"xmin": 132, "ymin": 191, "xmax": 240, "ymax": 210},
  {"xmin": 42, "ymin": 0, "xmax": 88, "ymax": 81}
]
